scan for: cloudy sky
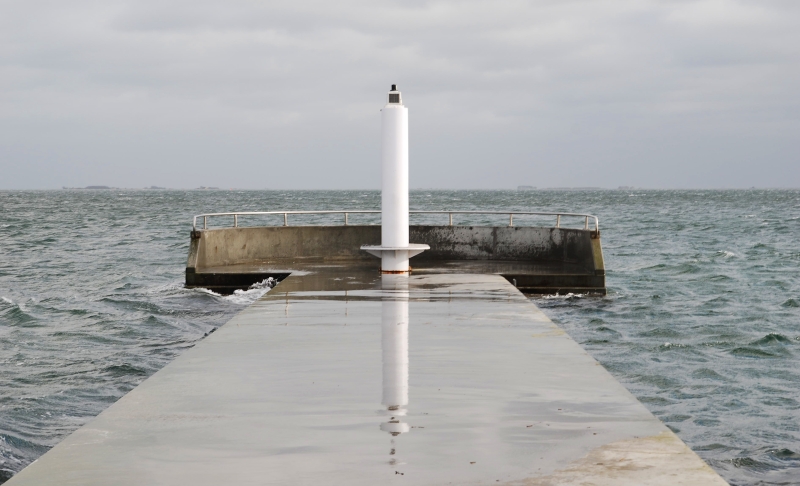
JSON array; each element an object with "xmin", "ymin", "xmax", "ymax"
[{"xmin": 1, "ymin": 0, "xmax": 798, "ymax": 189}]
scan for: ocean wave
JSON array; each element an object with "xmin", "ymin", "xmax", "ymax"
[
  {"xmin": 781, "ymin": 298, "xmax": 799, "ymax": 308},
  {"xmin": 749, "ymin": 333, "xmax": 792, "ymax": 346},
  {"xmin": 0, "ymin": 302, "xmax": 37, "ymax": 326},
  {"xmin": 659, "ymin": 342, "xmax": 688, "ymax": 350},
  {"xmin": 696, "ymin": 442, "xmax": 737, "ymax": 452},
  {"xmin": 145, "ymin": 281, "xmax": 200, "ymax": 295},
  {"xmin": 766, "ymin": 448, "xmax": 800, "ymax": 462},
  {"xmin": 185, "ymin": 278, "xmax": 277, "ymax": 306},
  {"xmin": 638, "ymin": 327, "xmax": 682, "ymax": 338},
  {"xmin": 223, "ymin": 278, "xmax": 278, "ymax": 305},
  {"xmin": 662, "ymin": 413, "xmax": 692, "ymax": 423},
  {"xmin": 594, "ymin": 326, "xmax": 620, "ymax": 335},
  {"xmin": 0, "ymin": 432, "xmax": 45, "ymax": 482},
  {"xmin": 189, "ymin": 287, "xmax": 221, "ymax": 297},
  {"xmin": 691, "ymin": 368, "xmax": 728, "ymax": 381},
  {"xmin": 729, "ymin": 347, "xmax": 784, "ymax": 359},
  {"xmin": 725, "ymin": 456, "xmax": 775, "ymax": 472},
  {"xmin": 541, "ymin": 292, "xmax": 585, "ymax": 300},
  {"xmin": 676, "ymin": 263, "xmax": 703, "ymax": 275},
  {"xmin": 101, "ymin": 364, "xmax": 149, "ymax": 377}
]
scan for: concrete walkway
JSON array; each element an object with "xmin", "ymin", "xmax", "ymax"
[{"xmin": 6, "ymin": 267, "xmax": 728, "ymax": 485}]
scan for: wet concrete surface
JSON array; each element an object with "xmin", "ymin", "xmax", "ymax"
[
  {"xmin": 6, "ymin": 265, "xmax": 726, "ymax": 485},
  {"xmin": 190, "ymin": 259, "xmax": 605, "ymax": 294}
]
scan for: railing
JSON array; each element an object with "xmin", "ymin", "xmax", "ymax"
[{"xmin": 192, "ymin": 210, "xmax": 599, "ymax": 233}]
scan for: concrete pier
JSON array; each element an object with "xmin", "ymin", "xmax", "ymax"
[{"xmin": 6, "ymin": 264, "xmax": 727, "ymax": 485}]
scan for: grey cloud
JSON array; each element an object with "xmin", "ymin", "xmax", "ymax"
[{"xmin": 0, "ymin": 0, "xmax": 798, "ymax": 189}]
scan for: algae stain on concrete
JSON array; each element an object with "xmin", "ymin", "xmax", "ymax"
[{"xmin": 507, "ymin": 431, "xmax": 728, "ymax": 486}]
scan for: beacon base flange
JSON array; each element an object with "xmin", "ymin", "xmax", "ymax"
[{"xmin": 360, "ymin": 244, "xmax": 429, "ymax": 274}]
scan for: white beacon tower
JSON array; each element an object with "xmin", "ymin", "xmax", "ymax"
[{"xmin": 362, "ymin": 85, "xmax": 428, "ymax": 273}]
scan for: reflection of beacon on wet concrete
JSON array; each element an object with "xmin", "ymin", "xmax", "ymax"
[
  {"xmin": 362, "ymin": 85, "xmax": 428, "ymax": 273},
  {"xmin": 379, "ymin": 274, "xmax": 410, "ymax": 436}
]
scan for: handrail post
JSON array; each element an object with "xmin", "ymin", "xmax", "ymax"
[
  {"xmin": 584, "ymin": 216, "xmax": 589, "ymax": 230},
  {"xmin": 284, "ymin": 213, "xmax": 288, "ymax": 226},
  {"xmin": 509, "ymin": 214, "xmax": 513, "ymax": 227},
  {"xmin": 449, "ymin": 213, "xmax": 453, "ymax": 226},
  {"xmin": 556, "ymin": 215, "xmax": 561, "ymax": 228},
  {"xmin": 234, "ymin": 214, "xmax": 238, "ymax": 228},
  {"xmin": 203, "ymin": 216, "xmax": 207, "ymax": 230},
  {"xmin": 344, "ymin": 212, "xmax": 348, "ymax": 225}
]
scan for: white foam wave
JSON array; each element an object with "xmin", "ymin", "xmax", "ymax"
[
  {"xmin": 247, "ymin": 278, "xmax": 277, "ymax": 290},
  {"xmin": 224, "ymin": 288, "xmax": 268, "ymax": 305},
  {"xmin": 192, "ymin": 287, "xmax": 222, "ymax": 297},
  {"xmin": 223, "ymin": 278, "xmax": 278, "ymax": 305},
  {"xmin": 541, "ymin": 292, "xmax": 585, "ymax": 300},
  {"xmin": 148, "ymin": 279, "xmax": 276, "ymax": 306}
]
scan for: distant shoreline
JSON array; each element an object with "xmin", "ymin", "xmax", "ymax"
[{"xmin": 0, "ymin": 187, "xmax": 796, "ymax": 191}]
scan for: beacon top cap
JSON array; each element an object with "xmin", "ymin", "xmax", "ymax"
[{"xmin": 387, "ymin": 84, "xmax": 402, "ymax": 105}]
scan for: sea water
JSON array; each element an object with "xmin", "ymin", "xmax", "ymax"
[{"xmin": 1, "ymin": 189, "xmax": 798, "ymax": 485}]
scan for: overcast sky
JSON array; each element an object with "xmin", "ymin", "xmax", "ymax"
[{"xmin": 1, "ymin": 0, "xmax": 798, "ymax": 189}]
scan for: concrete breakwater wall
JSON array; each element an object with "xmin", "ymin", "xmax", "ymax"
[
  {"xmin": 186, "ymin": 226, "xmax": 606, "ymax": 294},
  {"xmin": 188, "ymin": 225, "xmax": 602, "ymax": 267}
]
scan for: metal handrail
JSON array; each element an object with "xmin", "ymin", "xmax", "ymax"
[{"xmin": 192, "ymin": 210, "xmax": 599, "ymax": 232}]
